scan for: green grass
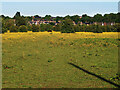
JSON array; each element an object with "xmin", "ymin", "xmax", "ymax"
[{"xmin": 2, "ymin": 35, "xmax": 119, "ymax": 88}]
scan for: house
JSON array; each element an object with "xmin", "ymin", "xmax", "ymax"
[
  {"xmin": 80, "ymin": 22, "xmax": 83, "ymax": 25},
  {"xmin": 80, "ymin": 16, "xmax": 82, "ymax": 18},
  {"xmin": 28, "ymin": 16, "xmax": 116, "ymax": 26},
  {"xmin": 28, "ymin": 16, "xmax": 62, "ymax": 26},
  {"xmin": 73, "ymin": 21, "xmax": 76, "ymax": 25}
]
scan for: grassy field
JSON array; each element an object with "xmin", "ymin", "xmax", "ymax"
[{"xmin": 2, "ymin": 31, "xmax": 119, "ymax": 88}]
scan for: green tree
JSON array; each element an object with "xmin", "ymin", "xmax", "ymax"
[
  {"xmin": 53, "ymin": 23, "xmax": 62, "ymax": 31},
  {"xmin": 1, "ymin": 17, "xmax": 7, "ymax": 34},
  {"xmin": 15, "ymin": 16, "xmax": 27, "ymax": 26},
  {"xmin": 9, "ymin": 25, "xmax": 18, "ymax": 32},
  {"xmin": 74, "ymin": 24, "xmax": 80, "ymax": 32},
  {"xmin": 18, "ymin": 25, "xmax": 28, "ymax": 32},
  {"xmin": 61, "ymin": 18, "xmax": 75, "ymax": 33},
  {"xmin": 31, "ymin": 24, "xmax": 40, "ymax": 32},
  {"xmin": 44, "ymin": 15, "xmax": 52, "ymax": 21},
  {"xmin": 79, "ymin": 25, "xmax": 84, "ymax": 32},
  {"xmin": 93, "ymin": 14, "xmax": 103, "ymax": 22},
  {"xmin": 40, "ymin": 24, "xmax": 53, "ymax": 32},
  {"xmin": 71, "ymin": 15, "xmax": 81, "ymax": 24},
  {"xmin": 40, "ymin": 24, "xmax": 46, "ymax": 32},
  {"xmin": 14, "ymin": 12, "xmax": 21, "ymax": 19},
  {"xmin": 27, "ymin": 25, "xmax": 32, "ymax": 31},
  {"xmin": 2, "ymin": 27, "xmax": 7, "ymax": 34},
  {"xmin": 103, "ymin": 14, "xmax": 111, "ymax": 23},
  {"xmin": 81, "ymin": 14, "xmax": 91, "ymax": 23},
  {"xmin": 34, "ymin": 15, "xmax": 41, "ymax": 18},
  {"xmin": 45, "ymin": 24, "xmax": 53, "ymax": 32},
  {"xmin": 92, "ymin": 25, "xmax": 103, "ymax": 33},
  {"xmin": 64, "ymin": 15, "xmax": 71, "ymax": 19},
  {"xmin": 55, "ymin": 16, "xmax": 63, "ymax": 23},
  {"xmin": 26, "ymin": 16, "xmax": 32, "ymax": 21},
  {"xmin": 3, "ymin": 19, "xmax": 15, "ymax": 30},
  {"xmin": 114, "ymin": 23, "xmax": 120, "ymax": 32},
  {"xmin": 115, "ymin": 13, "xmax": 120, "ymax": 23},
  {"xmin": 1, "ymin": 15, "xmax": 5, "ymax": 18}
]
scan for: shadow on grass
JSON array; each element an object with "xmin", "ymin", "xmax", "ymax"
[{"xmin": 68, "ymin": 62, "xmax": 120, "ymax": 88}]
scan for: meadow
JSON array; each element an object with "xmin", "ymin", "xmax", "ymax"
[{"xmin": 2, "ymin": 31, "xmax": 120, "ymax": 88}]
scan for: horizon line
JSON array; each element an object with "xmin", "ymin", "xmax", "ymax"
[{"xmin": 1, "ymin": 12, "xmax": 118, "ymax": 18}]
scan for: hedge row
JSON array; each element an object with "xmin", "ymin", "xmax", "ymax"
[
  {"xmin": 74, "ymin": 24, "xmax": 119, "ymax": 33},
  {"xmin": 2, "ymin": 23, "xmax": 120, "ymax": 34}
]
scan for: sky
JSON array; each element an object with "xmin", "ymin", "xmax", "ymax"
[
  {"xmin": 1, "ymin": 0, "xmax": 120, "ymax": 2},
  {"xmin": 1, "ymin": 1, "xmax": 119, "ymax": 17}
]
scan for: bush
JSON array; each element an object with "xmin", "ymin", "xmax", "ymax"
[
  {"xmin": 46, "ymin": 24, "xmax": 53, "ymax": 32},
  {"xmin": 80, "ymin": 25, "xmax": 86, "ymax": 32},
  {"xmin": 31, "ymin": 24, "xmax": 40, "ymax": 32},
  {"xmin": 88, "ymin": 25, "xmax": 95, "ymax": 32},
  {"xmin": 97, "ymin": 25, "xmax": 103, "ymax": 33},
  {"xmin": 4, "ymin": 19, "xmax": 15, "ymax": 30},
  {"xmin": 9, "ymin": 25, "xmax": 18, "ymax": 32},
  {"xmin": 40, "ymin": 24, "xmax": 46, "ymax": 32},
  {"xmin": 92, "ymin": 25, "xmax": 103, "ymax": 33},
  {"xmin": 40, "ymin": 24, "xmax": 53, "ymax": 32},
  {"xmin": 2, "ymin": 27, "xmax": 7, "ymax": 33},
  {"xmin": 74, "ymin": 24, "xmax": 80, "ymax": 32},
  {"xmin": 85, "ymin": 26, "xmax": 91, "ymax": 32},
  {"xmin": 15, "ymin": 17, "xmax": 27, "ymax": 26},
  {"xmin": 27, "ymin": 25, "xmax": 32, "ymax": 31},
  {"xmin": 113, "ymin": 23, "xmax": 120, "ymax": 32},
  {"xmin": 53, "ymin": 23, "xmax": 62, "ymax": 31},
  {"xmin": 18, "ymin": 25, "xmax": 28, "ymax": 32},
  {"xmin": 61, "ymin": 19, "xmax": 75, "ymax": 33}
]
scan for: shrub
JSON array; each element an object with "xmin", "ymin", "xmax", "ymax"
[
  {"xmin": 85, "ymin": 26, "xmax": 91, "ymax": 32},
  {"xmin": 46, "ymin": 24, "xmax": 53, "ymax": 32},
  {"xmin": 9, "ymin": 25, "xmax": 18, "ymax": 32},
  {"xmin": 92, "ymin": 25, "xmax": 103, "ymax": 33},
  {"xmin": 40, "ymin": 24, "xmax": 53, "ymax": 32},
  {"xmin": 27, "ymin": 25, "xmax": 32, "ymax": 31},
  {"xmin": 61, "ymin": 19, "xmax": 75, "ymax": 33},
  {"xmin": 108, "ymin": 25, "xmax": 116, "ymax": 32},
  {"xmin": 74, "ymin": 24, "xmax": 80, "ymax": 32},
  {"xmin": 97, "ymin": 25, "xmax": 103, "ymax": 33},
  {"xmin": 4, "ymin": 19, "xmax": 14, "ymax": 30},
  {"xmin": 80, "ymin": 25, "xmax": 86, "ymax": 32},
  {"xmin": 18, "ymin": 25, "xmax": 28, "ymax": 32},
  {"xmin": 53, "ymin": 23, "xmax": 62, "ymax": 31},
  {"xmin": 113, "ymin": 23, "xmax": 120, "ymax": 32},
  {"xmin": 89, "ymin": 25, "xmax": 96, "ymax": 32},
  {"xmin": 15, "ymin": 17, "xmax": 27, "ymax": 26},
  {"xmin": 89, "ymin": 25, "xmax": 95, "ymax": 32},
  {"xmin": 40, "ymin": 24, "xmax": 46, "ymax": 32},
  {"xmin": 31, "ymin": 24, "xmax": 40, "ymax": 32},
  {"xmin": 2, "ymin": 27, "xmax": 7, "ymax": 33}
]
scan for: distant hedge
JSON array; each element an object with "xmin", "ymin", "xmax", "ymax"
[{"xmin": 1, "ymin": 23, "xmax": 120, "ymax": 33}]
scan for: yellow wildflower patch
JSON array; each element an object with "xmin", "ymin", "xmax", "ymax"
[{"xmin": 1, "ymin": 31, "xmax": 119, "ymax": 41}]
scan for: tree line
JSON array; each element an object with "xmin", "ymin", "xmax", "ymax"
[{"xmin": 0, "ymin": 12, "xmax": 120, "ymax": 33}]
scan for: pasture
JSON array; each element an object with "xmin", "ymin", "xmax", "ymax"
[{"xmin": 2, "ymin": 32, "xmax": 119, "ymax": 88}]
